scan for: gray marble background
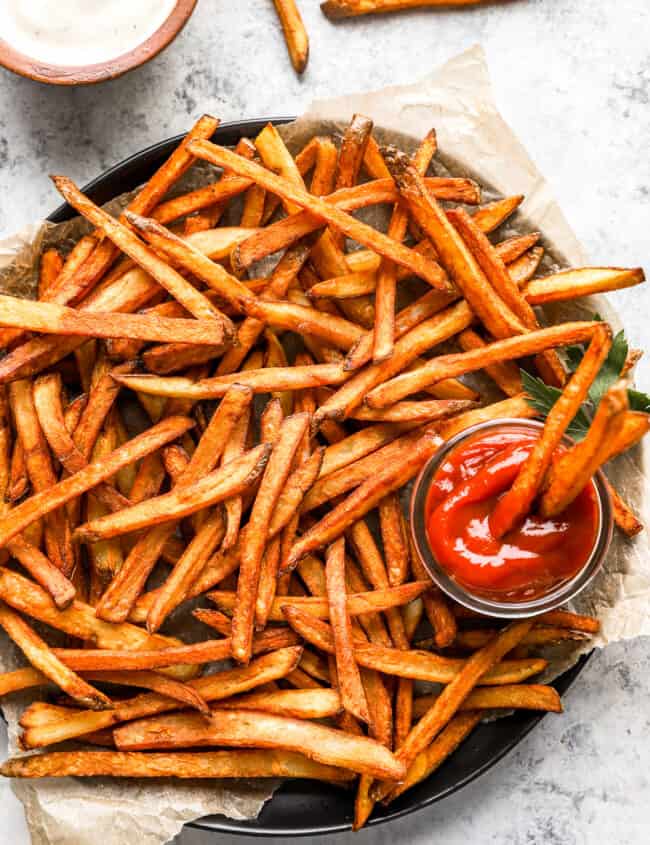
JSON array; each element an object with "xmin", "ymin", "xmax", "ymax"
[{"xmin": 0, "ymin": 0, "xmax": 649, "ymax": 843}]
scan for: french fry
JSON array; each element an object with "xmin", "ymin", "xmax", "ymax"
[
  {"xmin": 0, "ymin": 603, "xmax": 111, "ymax": 710},
  {"xmin": 38, "ymin": 249, "xmax": 63, "ymax": 298},
  {"xmin": 408, "ymin": 531, "xmax": 457, "ymax": 648},
  {"xmin": 76, "ymin": 443, "xmax": 268, "ymax": 543},
  {"xmin": 0, "ymin": 416, "xmax": 194, "ymax": 549},
  {"xmin": 210, "ymin": 581, "xmax": 428, "ymax": 621},
  {"xmin": 114, "ymin": 364, "xmax": 348, "ymax": 401},
  {"xmin": 325, "ymin": 537, "xmax": 370, "ymax": 722},
  {"xmin": 379, "ymin": 494, "xmax": 409, "ymax": 587},
  {"xmin": 221, "ymin": 406, "xmax": 251, "ymax": 550},
  {"xmin": 524, "ymin": 267, "xmax": 645, "ymax": 305},
  {"xmin": 188, "ymin": 140, "xmax": 451, "ymax": 291},
  {"xmin": 458, "ymin": 328, "xmax": 522, "ymax": 396},
  {"xmin": 272, "ymin": 0, "xmax": 309, "ymax": 73},
  {"xmin": 322, "ymin": 0, "xmax": 488, "ymax": 16},
  {"xmin": 386, "ymin": 712, "xmax": 483, "ymax": 802},
  {"xmin": 232, "ymin": 413, "xmax": 309, "ymax": 662},
  {"xmin": 448, "ymin": 207, "xmax": 566, "ymax": 387},
  {"xmin": 365, "ymin": 320, "xmax": 604, "ymax": 408},
  {"xmin": 444, "ymin": 627, "xmax": 588, "ymax": 651},
  {"xmin": 243, "ymin": 300, "xmax": 364, "ymax": 350},
  {"xmin": 471, "ymin": 195, "xmax": 524, "ymax": 233},
  {"xmin": 0, "ymin": 295, "xmax": 231, "ymax": 347},
  {"xmin": 282, "ymin": 607, "xmax": 547, "ymax": 684},
  {"xmin": 146, "ymin": 509, "xmax": 226, "ymax": 633},
  {"xmin": 383, "ymin": 147, "xmax": 525, "ymax": 339},
  {"xmin": 412, "ymin": 684, "xmax": 563, "ymax": 717},
  {"xmin": 114, "ymin": 708, "xmax": 405, "ymax": 781},
  {"xmin": 350, "ymin": 397, "xmax": 476, "ymax": 423},
  {"xmin": 20, "ymin": 648, "xmax": 302, "ymax": 749},
  {"xmin": 491, "ymin": 323, "xmax": 612, "ymax": 537},
  {"xmin": 373, "ymin": 130, "xmax": 437, "ymax": 362},
  {"xmin": 508, "ymin": 246, "xmax": 545, "ymax": 285},
  {"xmin": 372, "ymin": 621, "xmax": 534, "ymax": 799},
  {"xmin": 605, "ymin": 479, "xmax": 643, "ymax": 537},
  {"xmin": 9, "ymin": 380, "xmax": 74, "ymax": 576},
  {"xmin": 268, "ymin": 447, "xmax": 324, "ymax": 538},
  {"xmin": 219, "ymin": 687, "xmax": 341, "ymax": 719},
  {"xmin": 5, "ymin": 537, "xmax": 75, "ymax": 610},
  {"xmin": 540, "ymin": 381, "xmax": 628, "ymax": 517},
  {"xmin": 1, "ymin": 749, "xmax": 356, "ymax": 782}
]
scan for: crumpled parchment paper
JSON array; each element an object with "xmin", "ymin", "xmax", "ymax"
[{"xmin": 0, "ymin": 44, "xmax": 648, "ymax": 845}]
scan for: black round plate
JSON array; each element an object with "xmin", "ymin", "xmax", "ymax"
[{"xmin": 47, "ymin": 118, "xmax": 591, "ymax": 837}]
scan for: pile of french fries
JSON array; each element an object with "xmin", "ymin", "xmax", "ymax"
[{"xmin": 0, "ymin": 113, "xmax": 645, "ymax": 829}]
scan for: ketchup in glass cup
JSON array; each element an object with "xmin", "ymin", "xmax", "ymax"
[{"xmin": 411, "ymin": 420, "xmax": 611, "ymax": 616}]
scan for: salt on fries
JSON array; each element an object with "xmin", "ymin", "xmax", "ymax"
[{"xmin": 0, "ymin": 113, "xmax": 644, "ymax": 830}]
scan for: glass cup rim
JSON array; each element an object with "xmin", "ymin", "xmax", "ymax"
[{"xmin": 409, "ymin": 417, "xmax": 613, "ymax": 619}]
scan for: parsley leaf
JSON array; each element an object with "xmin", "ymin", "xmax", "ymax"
[
  {"xmin": 520, "ymin": 370, "xmax": 592, "ymax": 439},
  {"xmin": 628, "ymin": 389, "xmax": 650, "ymax": 413}
]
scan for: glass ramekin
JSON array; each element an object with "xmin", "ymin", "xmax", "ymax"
[{"xmin": 409, "ymin": 418, "xmax": 613, "ymax": 619}]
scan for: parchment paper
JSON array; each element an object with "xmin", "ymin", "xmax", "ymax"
[{"xmin": 0, "ymin": 44, "xmax": 649, "ymax": 845}]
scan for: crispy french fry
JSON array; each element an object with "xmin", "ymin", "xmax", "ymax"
[
  {"xmin": 458, "ymin": 328, "xmax": 522, "ymax": 396},
  {"xmin": 326, "ymin": 537, "xmax": 370, "ymax": 722},
  {"xmin": 6, "ymin": 537, "xmax": 75, "ymax": 610},
  {"xmin": 524, "ymin": 267, "xmax": 645, "ymax": 305},
  {"xmin": 38, "ymin": 249, "xmax": 63, "ymax": 298},
  {"xmin": 76, "ymin": 443, "xmax": 269, "ymax": 543},
  {"xmin": 471, "ymin": 195, "xmax": 524, "ymax": 233},
  {"xmin": 540, "ymin": 381, "xmax": 629, "ymax": 517},
  {"xmin": 0, "ymin": 603, "xmax": 111, "ymax": 710},
  {"xmin": 268, "ymin": 447, "xmax": 324, "ymax": 538},
  {"xmin": 508, "ymin": 246, "xmax": 545, "ymax": 285},
  {"xmin": 1, "ymin": 749, "xmax": 355, "ymax": 782},
  {"xmin": 219, "ymin": 687, "xmax": 341, "ymax": 719},
  {"xmin": 114, "ymin": 708, "xmax": 405, "ymax": 781},
  {"xmin": 282, "ymin": 607, "xmax": 546, "ymax": 685},
  {"xmin": 448, "ymin": 207, "xmax": 565, "ymax": 387},
  {"xmin": 412, "ymin": 684, "xmax": 562, "ymax": 717},
  {"xmin": 605, "ymin": 479, "xmax": 643, "ymax": 536},
  {"xmin": 491, "ymin": 323, "xmax": 612, "ymax": 537},
  {"xmin": 9, "ymin": 380, "xmax": 74, "ymax": 576},
  {"xmin": 188, "ymin": 140, "xmax": 451, "ymax": 291},
  {"xmin": 445, "ymin": 627, "xmax": 588, "ymax": 651},
  {"xmin": 373, "ymin": 130, "xmax": 437, "ymax": 362},
  {"xmin": 408, "ymin": 532, "xmax": 457, "ymax": 648},
  {"xmin": 365, "ymin": 320, "xmax": 604, "ymax": 408},
  {"xmin": 210, "ymin": 581, "xmax": 428, "ymax": 621},
  {"xmin": 350, "ymin": 397, "xmax": 476, "ymax": 423},
  {"xmin": 272, "ymin": 0, "xmax": 309, "ymax": 73},
  {"xmin": 0, "ymin": 295, "xmax": 231, "ymax": 347},
  {"xmin": 322, "ymin": 0, "xmax": 488, "ymax": 16},
  {"xmin": 386, "ymin": 712, "xmax": 482, "ymax": 803},
  {"xmin": 379, "ymin": 493, "xmax": 409, "ymax": 587},
  {"xmin": 0, "ymin": 416, "xmax": 194, "ymax": 549}
]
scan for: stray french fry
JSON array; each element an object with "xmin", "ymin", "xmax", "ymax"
[
  {"xmin": 322, "ymin": 0, "xmax": 488, "ymax": 16},
  {"xmin": 273, "ymin": 0, "xmax": 309, "ymax": 73}
]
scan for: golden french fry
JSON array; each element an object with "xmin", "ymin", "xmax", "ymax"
[
  {"xmin": 458, "ymin": 328, "xmax": 522, "ymax": 396},
  {"xmin": 365, "ymin": 320, "xmax": 604, "ymax": 408},
  {"xmin": 75, "ymin": 444, "xmax": 269, "ymax": 543},
  {"xmin": 412, "ymin": 684, "xmax": 562, "ymax": 718},
  {"xmin": 38, "ymin": 248, "xmax": 63, "ymax": 298},
  {"xmin": 219, "ymin": 687, "xmax": 342, "ymax": 719},
  {"xmin": 268, "ymin": 447, "xmax": 324, "ymax": 538},
  {"xmin": 350, "ymin": 397, "xmax": 476, "ymax": 424},
  {"xmin": 379, "ymin": 493, "xmax": 409, "ymax": 587},
  {"xmin": 6, "ymin": 537, "xmax": 75, "ymax": 610},
  {"xmin": 471, "ymin": 195, "xmax": 524, "ymax": 233},
  {"xmin": 1, "ymin": 749, "xmax": 354, "ymax": 782},
  {"xmin": 524, "ymin": 267, "xmax": 645, "ymax": 305},
  {"xmin": 114, "ymin": 707, "xmax": 405, "ymax": 781},
  {"xmin": 491, "ymin": 323, "xmax": 612, "ymax": 537},
  {"xmin": 210, "ymin": 581, "xmax": 429, "ymax": 621},
  {"xmin": 322, "ymin": 0, "xmax": 488, "ymax": 16},
  {"xmin": 326, "ymin": 537, "xmax": 370, "ymax": 722},
  {"xmin": 272, "ymin": 0, "xmax": 309, "ymax": 73}
]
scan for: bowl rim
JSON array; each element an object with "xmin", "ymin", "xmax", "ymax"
[
  {"xmin": 410, "ymin": 417, "xmax": 614, "ymax": 619},
  {"xmin": 0, "ymin": 0, "xmax": 197, "ymax": 86}
]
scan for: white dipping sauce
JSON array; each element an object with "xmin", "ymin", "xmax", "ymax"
[{"xmin": 0, "ymin": 0, "xmax": 178, "ymax": 66}]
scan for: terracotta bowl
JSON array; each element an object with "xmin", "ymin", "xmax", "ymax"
[{"xmin": 0, "ymin": 0, "xmax": 197, "ymax": 85}]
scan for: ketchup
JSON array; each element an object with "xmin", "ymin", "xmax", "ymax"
[{"xmin": 425, "ymin": 425, "xmax": 599, "ymax": 602}]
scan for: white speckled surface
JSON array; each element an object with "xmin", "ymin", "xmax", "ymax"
[{"xmin": 1, "ymin": 1, "xmax": 649, "ymax": 843}]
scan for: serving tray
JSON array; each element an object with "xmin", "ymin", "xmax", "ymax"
[{"xmin": 47, "ymin": 116, "xmax": 591, "ymax": 837}]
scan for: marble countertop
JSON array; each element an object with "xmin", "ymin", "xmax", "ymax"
[{"xmin": 1, "ymin": 1, "xmax": 649, "ymax": 843}]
